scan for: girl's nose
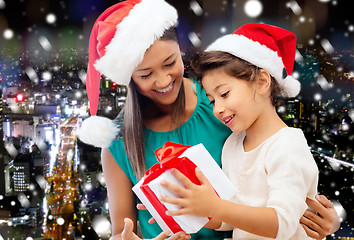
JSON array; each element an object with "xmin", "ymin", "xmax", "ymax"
[{"xmin": 213, "ymin": 101, "xmax": 225, "ymax": 116}]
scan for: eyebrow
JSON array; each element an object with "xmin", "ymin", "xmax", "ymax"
[{"xmin": 136, "ymin": 53, "xmax": 175, "ymax": 72}]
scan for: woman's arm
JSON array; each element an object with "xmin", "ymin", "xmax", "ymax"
[
  {"xmin": 102, "ymin": 148, "xmax": 191, "ymax": 240},
  {"xmin": 101, "ymin": 148, "xmax": 137, "ymax": 237},
  {"xmin": 300, "ymin": 195, "xmax": 340, "ymax": 239}
]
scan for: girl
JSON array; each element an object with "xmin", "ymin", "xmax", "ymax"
[{"xmin": 160, "ymin": 23, "xmax": 330, "ymax": 239}]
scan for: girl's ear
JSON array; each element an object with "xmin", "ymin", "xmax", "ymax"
[{"xmin": 257, "ymin": 69, "xmax": 271, "ymax": 96}]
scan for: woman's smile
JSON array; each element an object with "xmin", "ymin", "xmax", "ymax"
[{"xmin": 154, "ymin": 80, "xmax": 175, "ymax": 95}]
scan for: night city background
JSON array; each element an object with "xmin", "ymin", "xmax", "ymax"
[{"xmin": 0, "ymin": 0, "xmax": 353, "ymax": 239}]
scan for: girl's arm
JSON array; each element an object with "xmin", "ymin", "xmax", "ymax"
[{"xmin": 160, "ymin": 168, "xmax": 278, "ymax": 238}]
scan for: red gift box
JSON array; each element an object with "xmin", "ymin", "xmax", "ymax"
[{"xmin": 132, "ymin": 142, "xmax": 237, "ymax": 234}]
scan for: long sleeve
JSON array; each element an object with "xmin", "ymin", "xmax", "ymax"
[
  {"xmin": 221, "ymin": 128, "xmax": 318, "ymax": 239},
  {"xmin": 264, "ymin": 130, "xmax": 318, "ymax": 239}
]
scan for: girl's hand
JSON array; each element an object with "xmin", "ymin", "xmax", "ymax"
[
  {"xmin": 300, "ymin": 195, "xmax": 340, "ymax": 239},
  {"xmin": 160, "ymin": 168, "xmax": 219, "ymax": 217},
  {"xmin": 117, "ymin": 218, "xmax": 190, "ymax": 240}
]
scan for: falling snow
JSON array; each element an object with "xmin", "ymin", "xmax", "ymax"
[{"xmin": 0, "ymin": 0, "xmax": 353, "ymax": 239}]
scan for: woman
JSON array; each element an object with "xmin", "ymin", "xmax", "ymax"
[{"xmin": 78, "ymin": 0, "xmax": 340, "ymax": 240}]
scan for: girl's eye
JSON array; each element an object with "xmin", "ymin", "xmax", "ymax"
[
  {"xmin": 221, "ymin": 91, "xmax": 229, "ymax": 98},
  {"xmin": 165, "ymin": 59, "xmax": 176, "ymax": 67},
  {"xmin": 209, "ymin": 100, "xmax": 215, "ymax": 105},
  {"xmin": 141, "ymin": 72, "xmax": 152, "ymax": 79}
]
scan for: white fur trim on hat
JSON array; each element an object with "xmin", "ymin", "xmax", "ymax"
[
  {"xmin": 94, "ymin": 0, "xmax": 178, "ymax": 86},
  {"xmin": 206, "ymin": 34, "xmax": 284, "ymax": 83},
  {"xmin": 281, "ymin": 75, "xmax": 301, "ymax": 97},
  {"xmin": 78, "ymin": 115, "xmax": 119, "ymax": 148}
]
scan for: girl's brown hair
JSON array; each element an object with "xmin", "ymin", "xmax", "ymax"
[{"xmin": 195, "ymin": 51, "xmax": 281, "ymax": 106}]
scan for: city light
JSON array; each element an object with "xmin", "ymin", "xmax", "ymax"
[
  {"xmin": 0, "ymin": 0, "xmax": 353, "ymax": 239},
  {"xmin": 15, "ymin": 93, "xmax": 24, "ymax": 102}
]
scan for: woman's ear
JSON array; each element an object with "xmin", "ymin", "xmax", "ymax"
[{"xmin": 256, "ymin": 69, "xmax": 271, "ymax": 96}]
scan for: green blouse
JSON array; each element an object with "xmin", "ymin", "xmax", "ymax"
[{"xmin": 108, "ymin": 80, "xmax": 232, "ymax": 239}]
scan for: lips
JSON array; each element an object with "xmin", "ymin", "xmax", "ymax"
[
  {"xmin": 154, "ymin": 80, "xmax": 175, "ymax": 94},
  {"xmin": 222, "ymin": 114, "xmax": 235, "ymax": 126}
]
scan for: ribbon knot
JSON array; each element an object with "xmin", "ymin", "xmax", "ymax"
[{"xmin": 143, "ymin": 142, "xmax": 200, "ymax": 185}]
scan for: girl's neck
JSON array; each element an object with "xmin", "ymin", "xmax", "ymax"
[{"xmin": 243, "ymin": 107, "xmax": 287, "ymax": 152}]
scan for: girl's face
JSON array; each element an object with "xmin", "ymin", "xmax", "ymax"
[
  {"xmin": 132, "ymin": 40, "xmax": 184, "ymax": 107},
  {"xmin": 202, "ymin": 70, "xmax": 263, "ymax": 133}
]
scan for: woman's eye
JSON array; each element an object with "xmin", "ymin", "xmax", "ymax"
[
  {"xmin": 165, "ymin": 59, "xmax": 176, "ymax": 67},
  {"xmin": 221, "ymin": 91, "xmax": 229, "ymax": 98},
  {"xmin": 141, "ymin": 72, "xmax": 152, "ymax": 79}
]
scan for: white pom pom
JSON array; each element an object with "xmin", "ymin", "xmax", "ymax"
[
  {"xmin": 78, "ymin": 116, "xmax": 119, "ymax": 148},
  {"xmin": 282, "ymin": 75, "xmax": 301, "ymax": 98}
]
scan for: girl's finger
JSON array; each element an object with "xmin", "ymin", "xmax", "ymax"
[
  {"xmin": 160, "ymin": 196, "xmax": 186, "ymax": 208},
  {"xmin": 166, "ymin": 208, "xmax": 190, "ymax": 217},
  {"xmin": 161, "ymin": 180, "xmax": 188, "ymax": 197},
  {"xmin": 170, "ymin": 169, "xmax": 195, "ymax": 189},
  {"xmin": 195, "ymin": 168, "xmax": 210, "ymax": 186}
]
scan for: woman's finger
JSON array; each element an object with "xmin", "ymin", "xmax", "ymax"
[
  {"xmin": 302, "ymin": 208, "xmax": 325, "ymax": 227},
  {"xmin": 300, "ymin": 223, "xmax": 320, "ymax": 239},
  {"xmin": 121, "ymin": 218, "xmax": 138, "ymax": 240},
  {"xmin": 137, "ymin": 203, "xmax": 147, "ymax": 210},
  {"xmin": 148, "ymin": 217, "xmax": 156, "ymax": 224},
  {"xmin": 154, "ymin": 230, "xmax": 170, "ymax": 240},
  {"xmin": 315, "ymin": 195, "xmax": 333, "ymax": 209},
  {"xmin": 168, "ymin": 232, "xmax": 191, "ymax": 240},
  {"xmin": 300, "ymin": 213, "xmax": 321, "ymax": 232},
  {"xmin": 306, "ymin": 197, "xmax": 326, "ymax": 216}
]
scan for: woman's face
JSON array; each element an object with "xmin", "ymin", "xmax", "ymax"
[{"xmin": 131, "ymin": 40, "xmax": 184, "ymax": 107}]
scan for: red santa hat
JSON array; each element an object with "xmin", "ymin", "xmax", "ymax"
[
  {"xmin": 78, "ymin": 0, "xmax": 178, "ymax": 148},
  {"xmin": 205, "ymin": 23, "xmax": 301, "ymax": 98}
]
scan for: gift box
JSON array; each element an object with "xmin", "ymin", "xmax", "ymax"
[{"xmin": 132, "ymin": 142, "xmax": 237, "ymax": 234}]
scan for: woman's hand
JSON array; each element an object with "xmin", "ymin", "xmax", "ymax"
[
  {"xmin": 300, "ymin": 195, "xmax": 340, "ymax": 239},
  {"xmin": 137, "ymin": 204, "xmax": 156, "ymax": 224},
  {"xmin": 160, "ymin": 168, "xmax": 219, "ymax": 217},
  {"xmin": 110, "ymin": 218, "xmax": 190, "ymax": 240}
]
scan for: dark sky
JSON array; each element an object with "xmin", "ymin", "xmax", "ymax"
[{"xmin": 0, "ymin": 0, "xmax": 353, "ymax": 52}]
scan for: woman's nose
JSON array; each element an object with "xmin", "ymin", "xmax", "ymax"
[{"xmin": 155, "ymin": 72, "xmax": 172, "ymax": 88}]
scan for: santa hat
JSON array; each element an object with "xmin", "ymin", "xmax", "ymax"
[
  {"xmin": 205, "ymin": 23, "xmax": 301, "ymax": 98},
  {"xmin": 78, "ymin": 0, "xmax": 178, "ymax": 148}
]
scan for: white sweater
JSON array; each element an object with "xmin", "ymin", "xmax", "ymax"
[{"xmin": 219, "ymin": 127, "xmax": 318, "ymax": 240}]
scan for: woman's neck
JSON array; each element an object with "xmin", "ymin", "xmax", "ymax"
[{"xmin": 143, "ymin": 78, "xmax": 197, "ymax": 132}]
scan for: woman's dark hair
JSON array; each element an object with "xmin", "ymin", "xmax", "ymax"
[
  {"xmin": 195, "ymin": 51, "xmax": 281, "ymax": 106},
  {"xmin": 118, "ymin": 27, "xmax": 185, "ymax": 179}
]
